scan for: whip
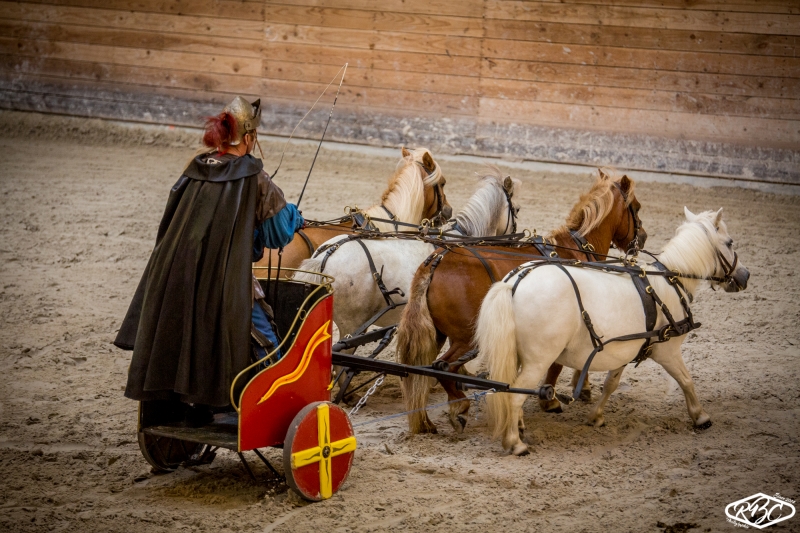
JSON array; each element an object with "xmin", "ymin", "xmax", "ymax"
[
  {"xmin": 296, "ymin": 63, "xmax": 347, "ymax": 208},
  {"xmin": 266, "ymin": 63, "xmax": 348, "ymax": 197}
]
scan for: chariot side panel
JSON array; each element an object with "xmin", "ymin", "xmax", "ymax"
[{"xmin": 238, "ymin": 294, "xmax": 333, "ymax": 451}]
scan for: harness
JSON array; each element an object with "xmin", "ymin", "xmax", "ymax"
[
  {"xmin": 502, "ymin": 248, "xmax": 743, "ymax": 402},
  {"xmin": 569, "ymin": 231, "xmax": 597, "ymax": 261}
]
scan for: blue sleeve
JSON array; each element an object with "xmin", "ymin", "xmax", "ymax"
[{"xmin": 259, "ymin": 203, "xmax": 304, "ymax": 249}]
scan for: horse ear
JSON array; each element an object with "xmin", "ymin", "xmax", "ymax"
[
  {"xmin": 684, "ymin": 206, "xmax": 697, "ymax": 222},
  {"xmin": 421, "ymin": 151, "xmax": 435, "ymax": 173},
  {"xmin": 503, "ymin": 176, "xmax": 513, "ymax": 192},
  {"xmin": 401, "ymin": 147, "xmax": 411, "ymax": 158},
  {"xmin": 619, "ymin": 175, "xmax": 632, "ymax": 193},
  {"xmin": 713, "ymin": 207, "xmax": 723, "ymax": 228},
  {"xmin": 598, "ymin": 169, "xmax": 610, "ymax": 181}
]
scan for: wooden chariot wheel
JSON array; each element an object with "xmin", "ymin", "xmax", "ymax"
[
  {"xmin": 283, "ymin": 401, "xmax": 357, "ymax": 501},
  {"xmin": 137, "ymin": 431, "xmax": 209, "ymax": 473}
]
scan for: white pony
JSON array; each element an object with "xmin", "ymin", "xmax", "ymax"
[
  {"xmin": 296, "ymin": 169, "xmax": 521, "ymax": 352},
  {"xmin": 472, "ymin": 207, "xmax": 749, "ymax": 455}
]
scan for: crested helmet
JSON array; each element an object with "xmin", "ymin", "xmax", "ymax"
[{"xmin": 223, "ymin": 96, "xmax": 261, "ymax": 145}]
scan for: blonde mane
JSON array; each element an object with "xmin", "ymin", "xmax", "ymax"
[
  {"xmin": 550, "ymin": 170, "xmax": 635, "ymax": 239},
  {"xmin": 452, "ymin": 167, "xmax": 519, "ymax": 237},
  {"xmin": 364, "ymin": 147, "xmax": 443, "ymax": 229},
  {"xmin": 658, "ymin": 212, "xmax": 719, "ymax": 286}
]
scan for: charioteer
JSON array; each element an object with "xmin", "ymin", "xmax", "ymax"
[{"xmin": 114, "ymin": 96, "xmax": 304, "ymax": 426}]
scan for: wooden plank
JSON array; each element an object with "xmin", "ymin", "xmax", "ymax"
[
  {"xmin": 0, "ymin": 53, "xmax": 266, "ymax": 96},
  {"xmin": 17, "ymin": 0, "xmax": 265, "ymax": 21},
  {"xmin": 268, "ymin": 0, "xmax": 484, "ymax": 18},
  {"xmin": 0, "ymin": 51, "xmax": 480, "ymax": 103},
  {"xmin": 480, "ymin": 57, "xmax": 799, "ymax": 99},
  {"xmin": 484, "ymin": 1, "xmax": 800, "ymax": 36},
  {"xmin": 482, "ymin": 38, "xmax": 800, "ymax": 79},
  {"xmin": 263, "ymin": 60, "xmax": 480, "ymax": 97},
  {"xmin": 0, "ymin": 57, "xmax": 478, "ymax": 116},
  {"xmin": 513, "ymin": 0, "xmax": 800, "ymax": 16},
  {"xmin": 479, "ymin": 78, "xmax": 800, "ymax": 120},
  {"xmin": 262, "ymin": 79, "xmax": 479, "ymax": 115},
  {"xmin": 0, "ymin": 2, "xmax": 264, "ymax": 41},
  {"xmin": 477, "ymin": 97, "xmax": 800, "ymax": 149},
  {"xmin": 264, "ymin": 5, "xmax": 485, "ymax": 37},
  {"xmin": 0, "ymin": 37, "xmax": 264, "ymax": 78},
  {"xmin": 484, "ymin": 19, "xmax": 799, "ymax": 57},
  {"xmin": 264, "ymin": 42, "xmax": 481, "ymax": 78},
  {"xmin": 265, "ymin": 22, "xmax": 483, "ymax": 57},
  {"xmin": 0, "ymin": 18, "xmax": 264, "ymax": 59}
]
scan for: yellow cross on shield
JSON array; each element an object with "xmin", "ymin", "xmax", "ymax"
[{"xmin": 290, "ymin": 403, "xmax": 357, "ymax": 499}]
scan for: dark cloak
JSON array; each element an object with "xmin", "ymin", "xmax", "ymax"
[{"xmin": 115, "ymin": 153, "xmax": 264, "ymax": 406}]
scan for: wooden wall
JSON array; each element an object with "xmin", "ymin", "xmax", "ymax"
[{"xmin": 1, "ymin": 1, "xmax": 798, "ymax": 183}]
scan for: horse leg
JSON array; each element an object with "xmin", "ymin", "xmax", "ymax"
[
  {"xmin": 587, "ymin": 367, "xmax": 624, "ymax": 427},
  {"xmin": 539, "ymin": 363, "xmax": 564, "ymax": 413},
  {"xmin": 498, "ymin": 366, "xmax": 542, "ymax": 456},
  {"xmin": 439, "ymin": 342, "xmax": 471, "ymax": 433},
  {"xmin": 570, "ymin": 369, "xmax": 592, "ymax": 402},
  {"xmin": 651, "ymin": 343, "xmax": 712, "ymax": 429}
]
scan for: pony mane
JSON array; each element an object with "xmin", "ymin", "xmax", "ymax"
[
  {"xmin": 658, "ymin": 211, "xmax": 719, "ymax": 280},
  {"xmin": 370, "ymin": 147, "xmax": 444, "ymax": 224},
  {"xmin": 550, "ymin": 170, "xmax": 636, "ymax": 238},
  {"xmin": 452, "ymin": 167, "xmax": 517, "ymax": 237}
]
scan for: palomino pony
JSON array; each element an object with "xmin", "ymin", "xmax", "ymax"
[
  {"xmin": 474, "ymin": 207, "xmax": 749, "ymax": 455},
  {"xmin": 253, "ymin": 147, "xmax": 452, "ymax": 270},
  {"xmin": 294, "ymin": 169, "xmax": 521, "ymax": 355},
  {"xmin": 397, "ymin": 171, "xmax": 645, "ymax": 434}
]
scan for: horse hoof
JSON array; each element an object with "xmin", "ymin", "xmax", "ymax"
[
  {"xmin": 590, "ymin": 416, "xmax": 605, "ymax": 428},
  {"xmin": 448, "ymin": 415, "xmax": 467, "ymax": 433},
  {"xmin": 540, "ymin": 399, "xmax": 563, "ymax": 413},
  {"xmin": 419, "ymin": 425, "xmax": 438, "ymax": 434},
  {"xmin": 579, "ymin": 389, "xmax": 592, "ymax": 402},
  {"xmin": 547, "ymin": 404, "xmax": 564, "ymax": 414},
  {"xmin": 695, "ymin": 419, "xmax": 713, "ymax": 430},
  {"xmin": 511, "ymin": 444, "xmax": 530, "ymax": 456}
]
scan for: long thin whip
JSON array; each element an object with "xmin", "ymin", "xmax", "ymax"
[
  {"xmin": 296, "ymin": 63, "xmax": 347, "ymax": 208},
  {"xmin": 268, "ymin": 63, "xmax": 348, "ymax": 180}
]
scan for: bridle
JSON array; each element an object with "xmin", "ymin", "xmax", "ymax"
[
  {"xmin": 613, "ymin": 183, "xmax": 642, "ymax": 256},
  {"xmin": 415, "ymin": 161, "xmax": 449, "ymax": 227},
  {"xmin": 501, "ymin": 184, "xmax": 518, "ymax": 236}
]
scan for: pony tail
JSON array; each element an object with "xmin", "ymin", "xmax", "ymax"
[
  {"xmin": 397, "ymin": 264, "xmax": 440, "ymax": 434},
  {"xmin": 202, "ymin": 112, "xmax": 238, "ymax": 150},
  {"xmin": 474, "ymin": 282, "xmax": 518, "ymax": 443}
]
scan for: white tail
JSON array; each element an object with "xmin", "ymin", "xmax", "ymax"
[
  {"xmin": 474, "ymin": 281, "xmax": 519, "ymax": 441},
  {"xmin": 294, "ymin": 257, "xmax": 325, "ymax": 284}
]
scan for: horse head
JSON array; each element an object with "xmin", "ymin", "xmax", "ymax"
[
  {"xmin": 561, "ymin": 169, "xmax": 646, "ymax": 257},
  {"xmin": 491, "ymin": 170, "xmax": 521, "ymax": 236},
  {"xmin": 398, "ymin": 147, "xmax": 452, "ymax": 225},
  {"xmin": 683, "ymin": 207, "xmax": 749, "ymax": 292},
  {"xmin": 606, "ymin": 172, "xmax": 647, "ymax": 254}
]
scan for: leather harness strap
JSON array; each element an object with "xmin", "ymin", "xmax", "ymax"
[
  {"xmin": 463, "ymin": 247, "xmax": 497, "ymax": 284},
  {"xmin": 297, "ymin": 229, "xmax": 315, "ymax": 256},
  {"xmin": 381, "ymin": 205, "xmax": 400, "ymax": 232},
  {"xmin": 507, "ymin": 259, "xmax": 702, "ymax": 402},
  {"xmin": 353, "ymin": 239, "xmax": 406, "ymax": 307},
  {"xmin": 569, "ymin": 231, "xmax": 598, "ymax": 261}
]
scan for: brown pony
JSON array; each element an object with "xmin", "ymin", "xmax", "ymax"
[
  {"xmin": 396, "ymin": 170, "xmax": 646, "ymax": 434},
  {"xmin": 253, "ymin": 147, "xmax": 451, "ymax": 271}
]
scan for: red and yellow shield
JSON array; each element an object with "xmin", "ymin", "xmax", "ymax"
[{"xmin": 283, "ymin": 401, "xmax": 356, "ymax": 501}]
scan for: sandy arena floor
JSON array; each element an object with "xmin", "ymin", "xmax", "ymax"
[{"xmin": 0, "ymin": 111, "xmax": 798, "ymax": 533}]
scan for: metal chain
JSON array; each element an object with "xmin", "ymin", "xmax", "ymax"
[{"xmin": 348, "ymin": 375, "xmax": 384, "ymax": 416}]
